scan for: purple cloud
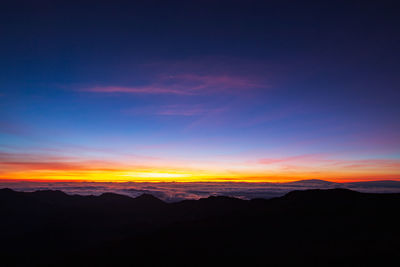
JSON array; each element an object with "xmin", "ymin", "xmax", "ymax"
[{"xmin": 82, "ymin": 72, "xmax": 266, "ymax": 96}]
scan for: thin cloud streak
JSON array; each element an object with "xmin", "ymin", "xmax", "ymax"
[
  {"xmin": 82, "ymin": 73, "xmax": 266, "ymax": 96},
  {"xmin": 258, "ymin": 154, "xmax": 400, "ymax": 169},
  {"xmin": 84, "ymin": 86, "xmax": 192, "ymax": 95}
]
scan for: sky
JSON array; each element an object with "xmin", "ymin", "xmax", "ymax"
[{"xmin": 1, "ymin": 0, "xmax": 399, "ymax": 183}]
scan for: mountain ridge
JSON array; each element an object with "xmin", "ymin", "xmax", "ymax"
[{"xmin": 1, "ymin": 187, "xmax": 400, "ymax": 266}]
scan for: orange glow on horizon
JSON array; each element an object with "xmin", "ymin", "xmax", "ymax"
[
  {"xmin": 1, "ymin": 152, "xmax": 399, "ymax": 183},
  {"xmin": 1, "ymin": 168, "xmax": 399, "ymax": 183}
]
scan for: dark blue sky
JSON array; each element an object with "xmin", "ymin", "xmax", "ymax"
[{"xmin": 1, "ymin": 0, "xmax": 399, "ymax": 182}]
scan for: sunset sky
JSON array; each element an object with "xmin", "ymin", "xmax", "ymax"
[{"xmin": 1, "ymin": 1, "xmax": 399, "ymax": 183}]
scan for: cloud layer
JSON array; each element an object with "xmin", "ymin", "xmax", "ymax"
[{"xmin": 1, "ymin": 180, "xmax": 400, "ymax": 202}]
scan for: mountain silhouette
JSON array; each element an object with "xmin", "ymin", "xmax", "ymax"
[
  {"xmin": 132, "ymin": 192, "xmax": 166, "ymax": 205},
  {"xmin": 286, "ymin": 179, "xmax": 339, "ymax": 186},
  {"xmin": 1, "ymin": 188, "xmax": 399, "ymax": 266}
]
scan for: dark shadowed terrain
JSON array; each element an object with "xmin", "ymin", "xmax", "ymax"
[{"xmin": 1, "ymin": 188, "xmax": 400, "ymax": 266}]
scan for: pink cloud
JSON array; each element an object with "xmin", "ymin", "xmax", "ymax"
[
  {"xmin": 327, "ymin": 159, "xmax": 400, "ymax": 169},
  {"xmin": 257, "ymin": 154, "xmax": 400, "ymax": 174},
  {"xmin": 0, "ymin": 152, "xmax": 71, "ymax": 162},
  {"xmin": 0, "ymin": 152, "xmax": 114, "ymax": 171},
  {"xmin": 0, "ymin": 152, "xmax": 150, "ymax": 172},
  {"xmin": 82, "ymin": 73, "xmax": 265, "ymax": 96}
]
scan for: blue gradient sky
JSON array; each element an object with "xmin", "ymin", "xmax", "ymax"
[{"xmin": 1, "ymin": 1, "xmax": 399, "ymax": 182}]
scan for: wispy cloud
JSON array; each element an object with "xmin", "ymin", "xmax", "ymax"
[
  {"xmin": 82, "ymin": 73, "xmax": 265, "ymax": 96},
  {"xmin": 0, "ymin": 152, "xmax": 122, "ymax": 172},
  {"xmin": 84, "ymin": 85, "xmax": 191, "ymax": 95},
  {"xmin": 326, "ymin": 159, "xmax": 400, "ymax": 169},
  {"xmin": 257, "ymin": 154, "xmax": 400, "ymax": 175},
  {"xmin": 0, "ymin": 152, "xmax": 156, "ymax": 173},
  {"xmin": 0, "ymin": 152, "xmax": 71, "ymax": 162}
]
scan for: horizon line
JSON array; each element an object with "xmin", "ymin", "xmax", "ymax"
[{"xmin": 1, "ymin": 178, "xmax": 399, "ymax": 184}]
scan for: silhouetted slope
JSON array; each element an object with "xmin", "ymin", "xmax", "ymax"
[
  {"xmin": 286, "ymin": 179, "xmax": 338, "ymax": 186},
  {"xmin": 1, "ymin": 188, "xmax": 400, "ymax": 266}
]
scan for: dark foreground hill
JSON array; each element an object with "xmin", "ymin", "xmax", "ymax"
[{"xmin": 1, "ymin": 188, "xmax": 400, "ymax": 266}]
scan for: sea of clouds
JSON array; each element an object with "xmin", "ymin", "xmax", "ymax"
[{"xmin": 1, "ymin": 180, "xmax": 400, "ymax": 202}]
